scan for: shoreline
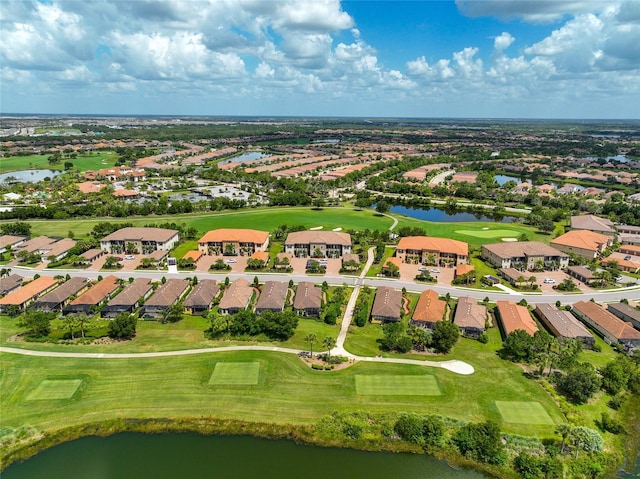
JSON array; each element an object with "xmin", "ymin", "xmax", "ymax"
[
  {"xmin": 1, "ymin": 417, "xmax": 503, "ymax": 478},
  {"xmin": 3, "ymin": 414, "xmax": 639, "ymax": 479}
]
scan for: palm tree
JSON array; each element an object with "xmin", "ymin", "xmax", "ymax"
[
  {"xmin": 528, "ymin": 276, "xmax": 537, "ymax": 290},
  {"xmin": 322, "ymin": 336, "xmax": 337, "ymax": 362},
  {"xmin": 304, "ymin": 333, "xmax": 317, "ymax": 358},
  {"xmin": 556, "ymin": 424, "xmax": 572, "ymax": 453}
]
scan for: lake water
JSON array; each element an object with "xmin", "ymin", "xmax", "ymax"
[
  {"xmin": 3, "ymin": 433, "xmax": 488, "ymax": 479},
  {"xmin": 0, "ymin": 169, "xmax": 63, "ymax": 183},
  {"xmin": 390, "ymin": 205, "xmax": 517, "ymax": 223},
  {"xmin": 221, "ymin": 151, "xmax": 267, "ymax": 164}
]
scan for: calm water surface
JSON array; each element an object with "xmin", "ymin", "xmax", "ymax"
[
  {"xmin": 221, "ymin": 152, "xmax": 267, "ymax": 164},
  {"xmin": 3, "ymin": 433, "xmax": 489, "ymax": 479},
  {"xmin": 0, "ymin": 169, "xmax": 63, "ymax": 183},
  {"xmin": 390, "ymin": 205, "xmax": 517, "ymax": 223}
]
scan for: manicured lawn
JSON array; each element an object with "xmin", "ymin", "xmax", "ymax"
[
  {"xmin": 171, "ymin": 241, "xmax": 198, "ymax": 259},
  {"xmin": 1, "ymin": 151, "xmax": 118, "ymax": 173},
  {"xmin": 392, "ymin": 216, "xmax": 544, "ymax": 247},
  {"xmin": 0, "ymin": 347, "xmax": 564, "ymax": 440},
  {"xmin": 355, "ymin": 375, "xmax": 441, "ymax": 396},
  {"xmin": 22, "ymin": 207, "xmax": 394, "ymax": 239},
  {"xmin": 495, "ymin": 401, "xmax": 555, "ymax": 425},
  {"xmin": 26, "ymin": 379, "xmax": 83, "ymax": 401},
  {"xmin": 208, "ymin": 362, "xmax": 260, "ymax": 385},
  {"xmin": 455, "ymin": 229, "xmax": 521, "ymax": 239}
]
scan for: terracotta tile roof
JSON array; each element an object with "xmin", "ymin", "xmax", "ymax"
[
  {"xmin": 551, "ymin": 230, "xmax": 610, "ymax": 252},
  {"xmin": 496, "ymin": 301, "xmax": 538, "ymax": 336},
  {"xmin": 411, "ymin": 290, "xmax": 446, "ymax": 324},
  {"xmin": 0, "ymin": 276, "xmax": 58, "ymax": 306},
  {"xmin": 573, "ymin": 301, "xmax": 640, "ymax": 341},
  {"xmin": 456, "ymin": 264, "xmax": 475, "ymax": 276},
  {"xmin": 251, "ymin": 251, "xmax": 270, "ymax": 262},
  {"xmin": 397, "ymin": 236, "xmax": 468, "ymax": 256},
  {"xmin": 183, "ymin": 250, "xmax": 203, "ymax": 262},
  {"xmin": 69, "ymin": 275, "xmax": 119, "ymax": 306},
  {"xmin": 198, "ymin": 229, "xmax": 269, "ymax": 244}
]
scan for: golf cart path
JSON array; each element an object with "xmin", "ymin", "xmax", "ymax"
[{"xmin": 0, "ymin": 345, "xmax": 474, "ymax": 375}]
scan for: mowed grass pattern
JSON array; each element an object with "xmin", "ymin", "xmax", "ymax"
[
  {"xmin": 27, "ymin": 379, "xmax": 83, "ymax": 401},
  {"xmin": 454, "ymin": 229, "xmax": 520, "ymax": 239},
  {"xmin": 355, "ymin": 375, "xmax": 441, "ymax": 396},
  {"xmin": 495, "ymin": 401, "xmax": 555, "ymax": 425},
  {"xmin": 209, "ymin": 362, "xmax": 260, "ymax": 385}
]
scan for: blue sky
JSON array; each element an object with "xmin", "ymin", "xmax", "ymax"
[{"xmin": 1, "ymin": 0, "xmax": 639, "ymax": 118}]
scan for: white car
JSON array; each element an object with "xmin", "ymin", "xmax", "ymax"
[
  {"xmin": 225, "ymin": 258, "xmax": 237, "ymax": 264},
  {"xmin": 418, "ymin": 266, "xmax": 428, "ymax": 271},
  {"xmin": 430, "ymin": 268, "xmax": 440, "ymax": 274},
  {"xmin": 124, "ymin": 255, "xmax": 135, "ymax": 260},
  {"xmin": 543, "ymin": 278, "xmax": 555, "ymax": 284}
]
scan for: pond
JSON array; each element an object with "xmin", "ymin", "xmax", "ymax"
[
  {"xmin": 3, "ymin": 433, "xmax": 488, "ymax": 479},
  {"xmin": 0, "ymin": 169, "xmax": 63, "ymax": 183},
  {"xmin": 390, "ymin": 205, "xmax": 518, "ymax": 223},
  {"xmin": 220, "ymin": 151, "xmax": 268, "ymax": 164}
]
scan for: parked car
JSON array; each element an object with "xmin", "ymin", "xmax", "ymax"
[
  {"xmin": 225, "ymin": 259, "xmax": 237, "ymax": 264},
  {"xmin": 624, "ymin": 255, "xmax": 632, "ymax": 261},
  {"xmin": 543, "ymin": 278, "xmax": 555, "ymax": 284},
  {"xmin": 124, "ymin": 255, "xmax": 135, "ymax": 260},
  {"xmin": 430, "ymin": 268, "xmax": 440, "ymax": 274},
  {"xmin": 418, "ymin": 266, "xmax": 428, "ymax": 271}
]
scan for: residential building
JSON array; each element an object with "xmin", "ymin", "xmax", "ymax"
[
  {"xmin": 617, "ymin": 224, "xmax": 640, "ymax": 245},
  {"xmin": 395, "ymin": 236, "xmax": 468, "ymax": 266},
  {"xmin": 0, "ymin": 235, "xmax": 26, "ymax": 253},
  {"xmin": 254, "ymin": 281, "xmax": 288, "ymax": 313},
  {"xmin": 293, "ymin": 282, "xmax": 322, "ymax": 317},
  {"xmin": 453, "ymin": 297, "xmax": 486, "ymax": 338},
  {"xmin": 0, "ymin": 274, "xmax": 23, "ymax": 296},
  {"xmin": 499, "ymin": 268, "xmax": 530, "ymax": 287},
  {"xmin": 551, "ymin": 230, "xmax": 612, "ymax": 259},
  {"xmin": 495, "ymin": 301, "xmax": 539, "ymax": 337},
  {"xmin": 284, "ymin": 231, "xmax": 352, "ymax": 258},
  {"xmin": 0, "ymin": 276, "xmax": 59, "ymax": 312},
  {"xmin": 370, "ymin": 286, "xmax": 402, "ymax": 323},
  {"xmin": 100, "ymin": 227, "xmax": 179, "ymax": 254},
  {"xmin": 607, "ymin": 302, "xmax": 640, "ymax": 330},
  {"xmin": 410, "ymin": 289, "xmax": 446, "ymax": 329},
  {"xmin": 218, "ymin": 278, "xmax": 254, "ymax": 315},
  {"xmin": 40, "ymin": 238, "xmax": 77, "ymax": 262},
  {"xmin": 619, "ymin": 245, "xmax": 640, "ymax": 256},
  {"xmin": 142, "ymin": 279, "xmax": 190, "ymax": 319},
  {"xmin": 454, "ymin": 263, "xmax": 475, "ymax": 280},
  {"xmin": 572, "ymin": 301, "xmax": 640, "ymax": 350},
  {"xmin": 15, "ymin": 236, "xmax": 57, "ymax": 254},
  {"xmin": 534, "ymin": 303, "xmax": 594, "ymax": 345},
  {"xmin": 482, "ymin": 242, "xmax": 569, "ymax": 271},
  {"xmin": 31, "ymin": 277, "xmax": 89, "ymax": 312},
  {"xmin": 101, "ymin": 278, "xmax": 153, "ymax": 318},
  {"xmin": 80, "ymin": 248, "xmax": 105, "ymax": 263},
  {"xmin": 183, "ymin": 280, "xmax": 220, "ymax": 315},
  {"xmin": 198, "ymin": 229, "xmax": 269, "ymax": 256},
  {"xmin": 182, "ymin": 250, "xmax": 203, "ymax": 263},
  {"xmin": 566, "ymin": 265, "xmax": 598, "ymax": 285},
  {"xmin": 63, "ymin": 275, "xmax": 119, "ymax": 315},
  {"xmin": 569, "ymin": 215, "xmax": 615, "ymax": 237}
]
